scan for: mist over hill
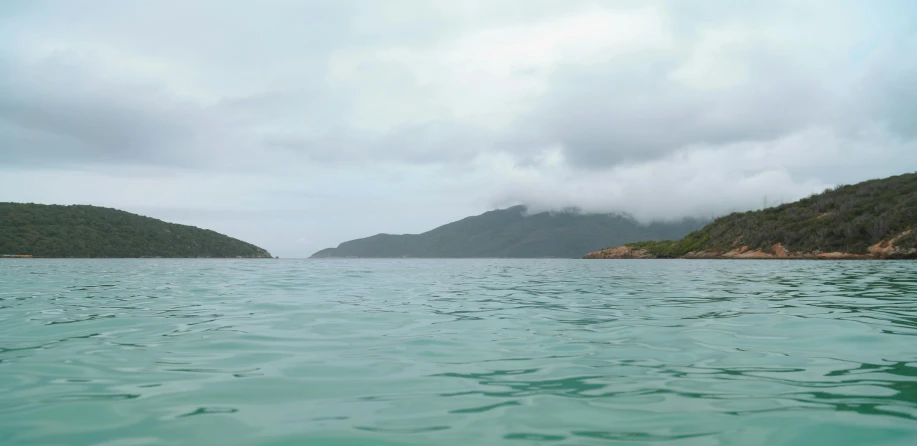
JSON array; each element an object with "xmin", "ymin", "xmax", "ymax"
[
  {"xmin": 312, "ymin": 206, "xmax": 706, "ymax": 258},
  {"xmin": 586, "ymin": 172, "xmax": 917, "ymax": 259}
]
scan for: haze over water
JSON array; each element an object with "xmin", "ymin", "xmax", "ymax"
[{"xmin": 2, "ymin": 259, "xmax": 917, "ymax": 445}]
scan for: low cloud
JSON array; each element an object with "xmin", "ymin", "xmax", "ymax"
[
  {"xmin": 1, "ymin": 0, "xmax": 916, "ymax": 256},
  {"xmin": 485, "ymin": 127, "xmax": 917, "ymax": 222}
]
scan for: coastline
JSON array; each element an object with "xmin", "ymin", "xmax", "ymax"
[{"xmin": 583, "ymin": 243, "xmax": 917, "ymax": 260}]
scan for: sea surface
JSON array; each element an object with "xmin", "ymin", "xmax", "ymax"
[{"xmin": 2, "ymin": 259, "xmax": 917, "ymax": 446}]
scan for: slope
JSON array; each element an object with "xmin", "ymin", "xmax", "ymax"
[
  {"xmin": 311, "ymin": 206, "xmax": 706, "ymax": 258},
  {"xmin": 585, "ymin": 172, "xmax": 917, "ymax": 259},
  {"xmin": 0, "ymin": 203, "xmax": 273, "ymax": 258}
]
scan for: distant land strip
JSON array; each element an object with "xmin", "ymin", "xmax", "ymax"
[{"xmin": 585, "ymin": 172, "xmax": 917, "ymax": 260}]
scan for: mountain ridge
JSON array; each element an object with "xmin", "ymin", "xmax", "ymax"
[
  {"xmin": 584, "ymin": 172, "xmax": 917, "ymax": 259},
  {"xmin": 0, "ymin": 203, "xmax": 273, "ymax": 258},
  {"xmin": 312, "ymin": 206, "xmax": 706, "ymax": 258}
]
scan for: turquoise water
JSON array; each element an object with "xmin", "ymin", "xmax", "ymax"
[{"xmin": 1, "ymin": 259, "xmax": 917, "ymax": 445}]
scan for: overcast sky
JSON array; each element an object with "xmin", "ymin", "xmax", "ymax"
[{"xmin": 2, "ymin": 0, "xmax": 916, "ymax": 257}]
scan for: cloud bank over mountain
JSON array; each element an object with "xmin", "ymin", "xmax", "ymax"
[{"xmin": 2, "ymin": 0, "xmax": 916, "ymax": 256}]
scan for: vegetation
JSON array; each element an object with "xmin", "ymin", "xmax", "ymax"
[
  {"xmin": 619, "ymin": 172, "xmax": 917, "ymax": 258},
  {"xmin": 311, "ymin": 206, "xmax": 706, "ymax": 258},
  {"xmin": 0, "ymin": 203, "xmax": 273, "ymax": 258}
]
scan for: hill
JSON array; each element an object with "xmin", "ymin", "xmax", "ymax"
[
  {"xmin": 0, "ymin": 203, "xmax": 273, "ymax": 258},
  {"xmin": 311, "ymin": 206, "xmax": 706, "ymax": 258},
  {"xmin": 585, "ymin": 172, "xmax": 917, "ymax": 259}
]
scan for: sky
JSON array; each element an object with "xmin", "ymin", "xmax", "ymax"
[{"xmin": 2, "ymin": 0, "xmax": 916, "ymax": 257}]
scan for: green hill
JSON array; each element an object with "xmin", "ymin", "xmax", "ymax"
[
  {"xmin": 0, "ymin": 203, "xmax": 273, "ymax": 258},
  {"xmin": 311, "ymin": 206, "xmax": 706, "ymax": 258},
  {"xmin": 586, "ymin": 172, "xmax": 917, "ymax": 259}
]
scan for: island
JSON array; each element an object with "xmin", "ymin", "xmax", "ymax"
[
  {"xmin": 311, "ymin": 206, "xmax": 706, "ymax": 258},
  {"xmin": 585, "ymin": 172, "xmax": 917, "ymax": 259},
  {"xmin": 0, "ymin": 203, "xmax": 273, "ymax": 258}
]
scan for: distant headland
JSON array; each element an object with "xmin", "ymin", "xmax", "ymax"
[
  {"xmin": 311, "ymin": 206, "xmax": 707, "ymax": 259},
  {"xmin": 0, "ymin": 203, "xmax": 273, "ymax": 258},
  {"xmin": 585, "ymin": 172, "xmax": 917, "ymax": 260}
]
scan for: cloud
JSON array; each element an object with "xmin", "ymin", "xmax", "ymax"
[
  {"xmin": 853, "ymin": 34, "xmax": 917, "ymax": 138},
  {"xmin": 1, "ymin": 0, "xmax": 916, "ymax": 256},
  {"xmin": 0, "ymin": 51, "xmax": 201, "ymax": 168},
  {"xmin": 483, "ymin": 126, "xmax": 917, "ymax": 222}
]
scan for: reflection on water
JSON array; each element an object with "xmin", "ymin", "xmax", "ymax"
[{"xmin": 1, "ymin": 259, "xmax": 916, "ymax": 445}]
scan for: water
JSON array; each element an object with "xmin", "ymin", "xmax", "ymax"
[{"xmin": 1, "ymin": 259, "xmax": 917, "ymax": 446}]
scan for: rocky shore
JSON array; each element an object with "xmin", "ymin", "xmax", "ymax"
[{"xmin": 584, "ymin": 240, "xmax": 917, "ymax": 260}]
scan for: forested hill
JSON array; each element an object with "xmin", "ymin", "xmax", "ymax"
[
  {"xmin": 0, "ymin": 203, "xmax": 273, "ymax": 258},
  {"xmin": 585, "ymin": 172, "xmax": 917, "ymax": 259},
  {"xmin": 311, "ymin": 206, "xmax": 706, "ymax": 258}
]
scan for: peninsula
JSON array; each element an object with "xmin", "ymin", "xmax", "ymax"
[
  {"xmin": 585, "ymin": 173, "xmax": 917, "ymax": 259},
  {"xmin": 0, "ymin": 203, "xmax": 273, "ymax": 258}
]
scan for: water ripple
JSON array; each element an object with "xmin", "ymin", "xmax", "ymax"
[{"xmin": 1, "ymin": 259, "xmax": 917, "ymax": 445}]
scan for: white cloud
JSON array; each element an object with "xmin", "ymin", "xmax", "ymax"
[
  {"xmin": 483, "ymin": 127, "xmax": 917, "ymax": 221},
  {"xmin": 2, "ymin": 0, "xmax": 916, "ymax": 256},
  {"xmin": 670, "ymin": 25, "xmax": 752, "ymax": 90},
  {"xmin": 328, "ymin": 6, "xmax": 670, "ymax": 131}
]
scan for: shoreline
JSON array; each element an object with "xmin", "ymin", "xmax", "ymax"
[{"xmin": 583, "ymin": 244, "xmax": 917, "ymax": 260}]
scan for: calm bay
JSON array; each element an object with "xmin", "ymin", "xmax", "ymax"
[{"xmin": 1, "ymin": 259, "xmax": 916, "ymax": 445}]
